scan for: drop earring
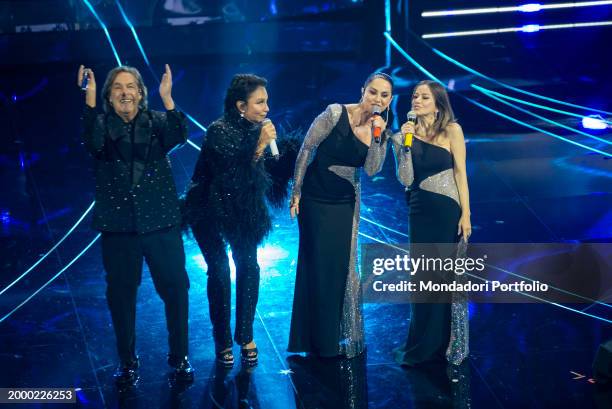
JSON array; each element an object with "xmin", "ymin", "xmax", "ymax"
[{"xmin": 240, "ymin": 111, "xmax": 245, "ymax": 118}]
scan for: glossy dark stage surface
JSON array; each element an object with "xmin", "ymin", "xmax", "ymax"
[
  {"xmin": 2, "ymin": 1, "xmax": 612, "ymax": 408},
  {"xmin": 2, "ymin": 122, "xmax": 611, "ymax": 408}
]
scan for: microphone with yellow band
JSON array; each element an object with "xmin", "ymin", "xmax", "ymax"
[{"xmin": 404, "ymin": 111, "xmax": 416, "ymax": 152}]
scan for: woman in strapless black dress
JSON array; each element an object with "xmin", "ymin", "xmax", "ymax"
[
  {"xmin": 391, "ymin": 80, "xmax": 472, "ymax": 366},
  {"xmin": 288, "ymin": 73, "xmax": 393, "ymax": 358}
]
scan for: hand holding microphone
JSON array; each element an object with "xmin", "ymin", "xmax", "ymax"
[
  {"xmin": 402, "ymin": 111, "xmax": 417, "ymax": 152},
  {"xmin": 258, "ymin": 118, "xmax": 279, "ymax": 159},
  {"xmin": 371, "ymin": 105, "xmax": 383, "ymax": 143},
  {"xmin": 77, "ymin": 65, "xmax": 97, "ymax": 108}
]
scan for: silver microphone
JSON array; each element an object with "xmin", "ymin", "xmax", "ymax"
[{"xmin": 262, "ymin": 118, "xmax": 279, "ymax": 159}]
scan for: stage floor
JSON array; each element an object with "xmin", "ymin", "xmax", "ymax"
[{"xmin": 1, "ymin": 126, "xmax": 611, "ymax": 408}]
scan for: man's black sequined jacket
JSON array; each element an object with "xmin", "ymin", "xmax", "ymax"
[{"xmin": 81, "ymin": 106, "xmax": 187, "ymax": 233}]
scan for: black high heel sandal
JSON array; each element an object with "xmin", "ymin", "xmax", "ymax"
[
  {"xmin": 241, "ymin": 346, "xmax": 258, "ymax": 366},
  {"xmin": 216, "ymin": 349, "xmax": 234, "ymax": 368}
]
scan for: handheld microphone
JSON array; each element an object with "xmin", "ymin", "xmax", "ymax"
[
  {"xmin": 262, "ymin": 118, "xmax": 279, "ymax": 159},
  {"xmin": 404, "ymin": 111, "xmax": 416, "ymax": 152},
  {"xmin": 81, "ymin": 70, "xmax": 89, "ymax": 91},
  {"xmin": 372, "ymin": 105, "xmax": 383, "ymax": 143}
]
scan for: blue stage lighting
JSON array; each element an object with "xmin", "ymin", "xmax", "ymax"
[
  {"xmin": 519, "ymin": 3, "xmax": 542, "ymax": 13},
  {"xmin": 521, "ymin": 24, "xmax": 541, "ymax": 32},
  {"xmin": 582, "ymin": 115, "xmax": 609, "ymax": 130}
]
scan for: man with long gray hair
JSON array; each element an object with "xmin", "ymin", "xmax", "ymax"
[{"xmin": 77, "ymin": 64, "xmax": 193, "ymax": 386}]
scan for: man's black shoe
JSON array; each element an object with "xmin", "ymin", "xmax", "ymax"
[
  {"xmin": 113, "ymin": 357, "xmax": 139, "ymax": 386},
  {"xmin": 167, "ymin": 354, "xmax": 195, "ymax": 383}
]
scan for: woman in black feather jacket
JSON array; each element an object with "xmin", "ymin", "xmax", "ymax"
[{"xmin": 184, "ymin": 74, "xmax": 296, "ymax": 367}]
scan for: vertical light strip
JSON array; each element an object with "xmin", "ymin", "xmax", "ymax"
[
  {"xmin": 113, "ymin": 1, "xmax": 208, "ymax": 134},
  {"xmin": 384, "ymin": 0, "xmax": 391, "ymax": 66},
  {"xmin": 114, "ymin": 0, "xmax": 150, "ymax": 66},
  {"xmin": 80, "ymin": 0, "xmax": 122, "ymax": 66}
]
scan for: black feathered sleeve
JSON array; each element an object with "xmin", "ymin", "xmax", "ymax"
[
  {"xmin": 183, "ymin": 118, "xmax": 274, "ymax": 244},
  {"xmin": 263, "ymin": 133, "xmax": 300, "ymax": 208}
]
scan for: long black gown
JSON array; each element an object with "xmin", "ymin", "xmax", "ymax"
[
  {"xmin": 288, "ymin": 104, "xmax": 387, "ymax": 357},
  {"xmin": 390, "ymin": 133, "xmax": 469, "ymax": 365}
]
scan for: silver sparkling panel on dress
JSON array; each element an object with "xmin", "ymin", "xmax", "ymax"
[
  {"xmin": 419, "ymin": 168, "xmax": 460, "ymax": 206},
  {"xmin": 339, "ymin": 180, "xmax": 365, "ymax": 358},
  {"xmin": 390, "ymin": 132, "xmax": 414, "ymax": 188},
  {"xmin": 327, "ymin": 163, "xmax": 366, "ymax": 357},
  {"xmin": 446, "ymin": 239, "xmax": 470, "ymax": 365},
  {"xmin": 364, "ymin": 133, "xmax": 389, "ymax": 177},
  {"xmin": 328, "ymin": 165, "xmax": 358, "ymax": 185},
  {"xmin": 292, "ymin": 104, "xmax": 342, "ymax": 198}
]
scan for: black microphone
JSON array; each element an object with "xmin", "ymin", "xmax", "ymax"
[
  {"xmin": 372, "ymin": 105, "xmax": 383, "ymax": 143},
  {"xmin": 80, "ymin": 70, "xmax": 89, "ymax": 91}
]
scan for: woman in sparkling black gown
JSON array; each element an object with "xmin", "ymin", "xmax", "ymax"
[
  {"xmin": 391, "ymin": 80, "xmax": 472, "ymax": 366},
  {"xmin": 288, "ymin": 73, "xmax": 393, "ymax": 357}
]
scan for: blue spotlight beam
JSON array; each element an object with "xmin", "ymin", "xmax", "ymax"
[
  {"xmin": 384, "ymin": 0, "xmax": 391, "ymax": 67},
  {"xmin": 465, "ymin": 267, "xmax": 612, "ymax": 324},
  {"xmin": 383, "ymin": 32, "xmax": 441, "ymax": 82},
  {"xmin": 487, "ymin": 264, "xmax": 612, "ymax": 309},
  {"xmin": 5, "ymin": 1, "xmax": 123, "ymax": 301},
  {"xmin": 465, "ymin": 95, "xmax": 612, "ymax": 157},
  {"xmin": 0, "ymin": 201, "xmax": 95, "ymax": 296},
  {"xmin": 473, "ymin": 84, "xmax": 612, "ymax": 146},
  {"xmin": 429, "ymin": 48, "xmax": 612, "ymax": 117},
  {"xmin": 360, "ymin": 216, "xmax": 409, "ymax": 238},
  {"xmin": 361, "ymin": 235, "xmax": 612, "ymax": 322},
  {"xmin": 80, "ymin": 0, "xmax": 122, "ymax": 66},
  {"xmin": 0, "ymin": 234, "xmax": 101, "ymax": 324},
  {"xmin": 474, "ymin": 85, "xmax": 612, "ymax": 126},
  {"xmin": 114, "ymin": 0, "xmax": 150, "ymax": 66},
  {"xmin": 113, "ymin": 1, "xmax": 208, "ymax": 136},
  {"xmin": 385, "ymin": 33, "xmax": 612, "ymax": 158}
]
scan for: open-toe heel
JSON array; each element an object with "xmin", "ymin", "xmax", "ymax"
[
  {"xmin": 241, "ymin": 347, "xmax": 258, "ymax": 367},
  {"xmin": 216, "ymin": 349, "xmax": 234, "ymax": 368}
]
